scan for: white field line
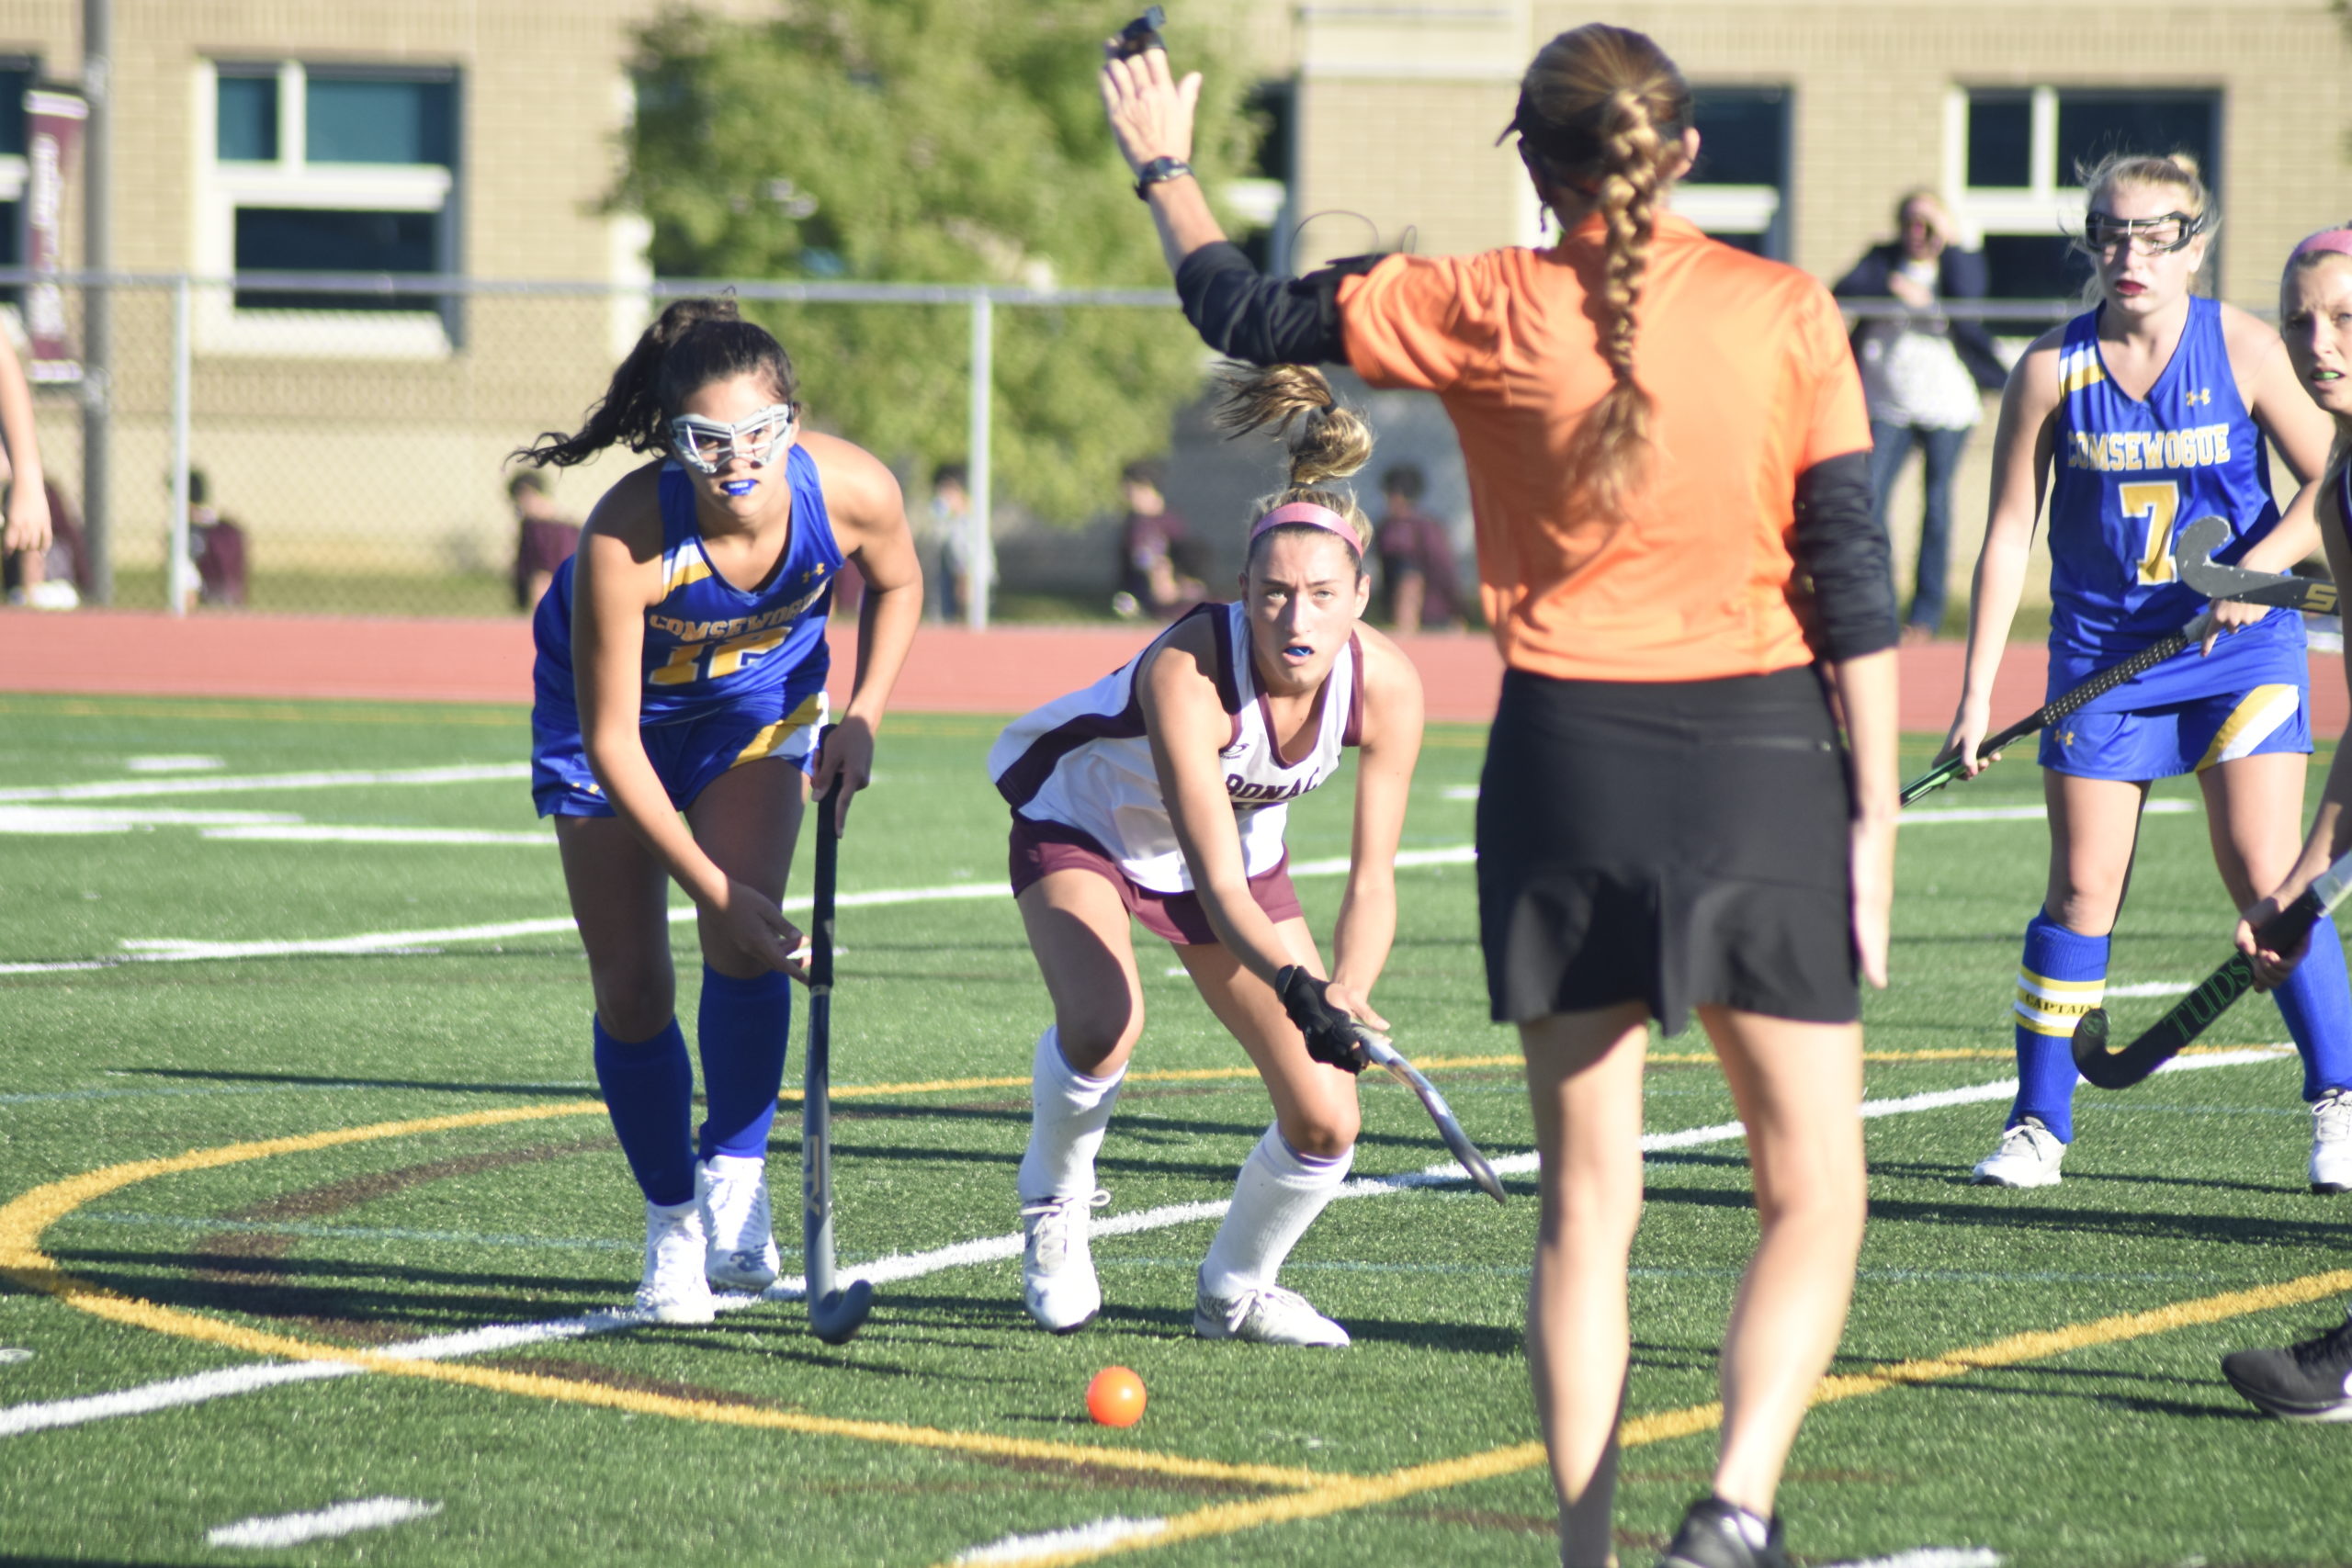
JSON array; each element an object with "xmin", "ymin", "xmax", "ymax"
[
  {"xmin": 1825, "ymin": 1551, "xmax": 2002, "ymax": 1568},
  {"xmin": 0, "ymin": 761, "xmax": 527, "ymax": 804},
  {"xmin": 0, "ymin": 807, "xmax": 302, "ymax": 836},
  {"xmin": 205, "ymin": 1497, "xmax": 441, "ymax": 1549},
  {"xmin": 2107, "ymin": 981, "xmax": 2194, "ymax": 998},
  {"xmin": 956, "ymin": 1517, "xmax": 1169, "ymax": 1563},
  {"xmin": 200, "ymin": 826, "xmax": 554, "ymax": 846},
  {"xmin": 0, "ymin": 1348, "xmax": 31, "ymax": 1364},
  {"xmin": 124, "ymin": 756, "xmax": 226, "ymax": 773},
  {"xmin": 0, "ymin": 1046, "xmax": 2289, "ymax": 1442}
]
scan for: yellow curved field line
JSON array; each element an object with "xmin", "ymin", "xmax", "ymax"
[
  {"xmin": 0, "ymin": 1098, "xmax": 1323, "ymax": 1491},
  {"xmin": 961, "ymin": 1269, "xmax": 2352, "ymax": 1567}
]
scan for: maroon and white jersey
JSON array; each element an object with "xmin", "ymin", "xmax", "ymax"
[{"xmin": 989, "ymin": 601, "xmax": 1363, "ymax": 894}]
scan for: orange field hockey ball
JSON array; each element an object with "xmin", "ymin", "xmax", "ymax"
[{"xmin": 1085, "ymin": 1365, "xmax": 1147, "ymax": 1427}]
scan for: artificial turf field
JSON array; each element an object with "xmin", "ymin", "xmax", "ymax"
[{"xmin": 0, "ymin": 691, "xmax": 2348, "ymax": 1567}]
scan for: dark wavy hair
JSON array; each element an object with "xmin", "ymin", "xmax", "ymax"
[{"xmin": 514, "ymin": 297, "xmax": 799, "ymax": 468}]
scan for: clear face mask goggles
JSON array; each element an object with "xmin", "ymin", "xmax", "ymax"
[
  {"xmin": 669, "ymin": 402, "xmax": 798, "ymax": 475},
  {"xmin": 2083, "ymin": 209, "xmax": 2206, "ymax": 256}
]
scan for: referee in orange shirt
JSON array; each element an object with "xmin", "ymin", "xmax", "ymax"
[{"xmin": 1104, "ymin": 23, "xmax": 1898, "ymax": 1568}]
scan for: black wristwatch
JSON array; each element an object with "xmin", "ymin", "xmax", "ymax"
[{"xmin": 1133, "ymin": 157, "xmax": 1193, "ymax": 199}]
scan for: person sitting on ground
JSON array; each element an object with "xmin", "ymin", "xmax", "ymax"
[{"xmin": 1112, "ymin": 457, "xmax": 1193, "ymax": 619}]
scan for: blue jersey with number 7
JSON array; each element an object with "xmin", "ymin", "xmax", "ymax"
[
  {"xmin": 533, "ymin": 446, "xmax": 842, "ymax": 728},
  {"xmin": 2043, "ymin": 295, "xmax": 2305, "ymax": 712}
]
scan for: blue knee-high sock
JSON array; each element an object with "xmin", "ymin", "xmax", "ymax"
[
  {"xmin": 592, "ymin": 1016, "xmax": 695, "ymax": 1206},
  {"xmin": 2012, "ymin": 912, "xmax": 2109, "ymax": 1143},
  {"xmin": 2274, "ymin": 913, "xmax": 2352, "ymax": 1101},
  {"xmin": 696, "ymin": 964, "xmax": 792, "ymax": 1162}
]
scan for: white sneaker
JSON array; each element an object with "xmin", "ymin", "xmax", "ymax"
[
  {"xmin": 698, "ymin": 1156, "xmax": 780, "ymax": 1291},
  {"xmin": 2312, "ymin": 1090, "xmax": 2352, "ymax": 1195},
  {"xmin": 636, "ymin": 1198, "xmax": 717, "ymax": 1324},
  {"xmin": 1971, "ymin": 1116, "xmax": 2067, "ymax": 1188},
  {"xmin": 1193, "ymin": 1273, "xmax": 1351, "ymax": 1347},
  {"xmin": 1019, "ymin": 1190, "xmax": 1109, "ymax": 1334}
]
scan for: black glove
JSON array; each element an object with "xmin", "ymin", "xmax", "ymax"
[{"xmin": 1274, "ymin": 965, "xmax": 1366, "ymax": 1074}]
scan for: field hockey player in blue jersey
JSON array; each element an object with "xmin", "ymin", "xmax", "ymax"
[
  {"xmin": 1942, "ymin": 154, "xmax": 2352, "ymax": 1191},
  {"xmin": 515, "ymin": 298, "xmax": 922, "ymax": 1322},
  {"xmin": 989, "ymin": 365, "xmax": 1425, "ymax": 1348}
]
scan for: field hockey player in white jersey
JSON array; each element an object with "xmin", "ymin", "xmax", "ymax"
[
  {"xmin": 1941, "ymin": 154, "xmax": 2352, "ymax": 1192},
  {"xmin": 988, "ymin": 364, "xmax": 1426, "ymax": 1347}
]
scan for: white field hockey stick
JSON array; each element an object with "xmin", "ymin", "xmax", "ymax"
[{"xmin": 1353, "ymin": 1032, "xmax": 1508, "ymax": 1205}]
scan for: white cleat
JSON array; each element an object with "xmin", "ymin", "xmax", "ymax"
[
  {"xmin": 1971, "ymin": 1115, "xmax": 2067, "ymax": 1188},
  {"xmin": 2312, "ymin": 1089, "xmax": 2352, "ymax": 1195},
  {"xmin": 699, "ymin": 1155, "xmax": 781, "ymax": 1291},
  {"xmin": 1019, "ymin": 1190, "xmax": 1109, "ymax": 1334},
  {"xmin": 636, "ymin": 1197, "xmax": 717, "ymax": 1324},
  {"xmin": 1193, "ymin": 1274, "xmax": 1351, "ymax": 1348}
]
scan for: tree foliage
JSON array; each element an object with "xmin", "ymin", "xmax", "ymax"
[{"xmin": 618, "ymin": 1, "xmax": 1259, "ymax": 523}]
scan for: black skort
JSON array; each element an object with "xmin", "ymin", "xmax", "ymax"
[{"xmin": 1476, "ymin": 664, "xmax": 1859, "ymax": 1034}]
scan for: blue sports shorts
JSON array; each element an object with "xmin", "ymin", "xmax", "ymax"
[
  {"xmin": 532, "ymin": 688, "xmax": 828, "ymax": 817},
  {"xmin": 2037, "ymin": 682, "xmax": 2309, "ymax": 781}
]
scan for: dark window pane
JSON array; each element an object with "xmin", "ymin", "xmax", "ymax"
[
  {"xmin": 1981, "ymin": 232, "xmax": 2089, "ymax": 334},
  {"xmin": 1686, "ymin": 87, "xmax": 1786, "ymax": 187},
  {"xmin": 305, "ymin": 75, "xmax": 453, "ymax": 165},
  {"xmin": 2057, "ymin": 92, "xmax": 2217, "ymax": 187},
  {"xmin": 1710, "ymin": 230, "xmax": 1770, "ymax": 257},
  {"xmin": 233, "ymin": 207, "xmax": 437, "ymax": 310},
  {"xmin": 0, "ymin": 70, "xmax": 31, "ymax": 158},
  {"xmin": 1244, "ymin": 80, "xmax": 1294, "ymax": 184},
  {"xmin": 1967, "ymin": 91, "xmax": 2032, "ymax": 187},
  {"xmin": 217, "ymin": 74, "xmax": 277, "ymax": 162}
]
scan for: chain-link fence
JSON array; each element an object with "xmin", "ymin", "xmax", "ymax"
[{"xmin": 5, "ymin": 272, "xmax": 2080, "ymax": 623}]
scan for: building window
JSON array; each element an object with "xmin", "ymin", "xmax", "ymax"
[
  {"xmin": 0, "ymin": 60, "xmax": 36, "ymax": 306},
  {"xmin": 1949, "ymin": 85, "xmax": 2220, "ymax": 319},
  {"xmin": 195, "ymin": 60, "xmax": 461, "ymax": 355},
  {"xmin": 1677, "ymin": 87, "xmax": 1790, "ymax": 260}
]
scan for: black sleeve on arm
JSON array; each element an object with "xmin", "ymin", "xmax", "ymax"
[
  {"xmin": 1174, "ymin": 243, "xmax": 1381, "ymax": 367},
  {"xmin": 1791, "ymin": 449, "xmax": 1899, "ymax": 661}
]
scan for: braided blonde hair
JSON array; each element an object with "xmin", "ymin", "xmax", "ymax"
[
  {"xmin": 1213, "ymin": 363, "xmax": 1374, "ymax": 569},
  {"xmin": 1508, "ymin": 25, "xmax": 1691, "ymax": 520}
]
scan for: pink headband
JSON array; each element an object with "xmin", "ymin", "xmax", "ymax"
[
  {"xmin": 2290, "ymin": 227, "xmax": 2352, "ymax": 265},
  {"xmin": 1250, "ymin": 501, "xmax": 1362, "ymax": 552}
]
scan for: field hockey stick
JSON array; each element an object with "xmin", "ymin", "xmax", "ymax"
[
  {"xmin": 1352, "ymin": 1031, "xmax": 1509, "ymax": 1204},
  {"xmin": 2073, "ymin": 848, "xmax": 2352, "ymax": 1089},
  {"xmin": 801, "ymin": 773, "xmax": 873, "ymax": 1344},
  {"xmin": 1899, "ymin": 517, "xmax": 2337, "ymax": 808}
]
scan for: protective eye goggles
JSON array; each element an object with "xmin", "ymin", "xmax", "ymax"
[
  {"xmin": 669, "ymin": 403, "xmax": 798, "ymax": 474},
  {"xmin": 2082, "ymin": 209, "xmax": 2208, "ymax": 255}
]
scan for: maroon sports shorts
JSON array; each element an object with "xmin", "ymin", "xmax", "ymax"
[{"xmin": 1008, "ymin": 815, "xmax": 1304, "ymax": 947}]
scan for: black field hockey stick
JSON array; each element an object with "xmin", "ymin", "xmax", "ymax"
[
  {"xmin": 2073, "ymin": 849, "xmax": 2352, "ymax": 1089},
  {"xmin": 1900, "ymin": 518, "xmax": 2337, "ymax": 807},
  {"xmin": 1354, "ymin": 1032, "xmax": 1509, "ymax": 1204},
  {"xmin": 802, "ymin": 773, "xmax": 873, "ymax": 1344}
]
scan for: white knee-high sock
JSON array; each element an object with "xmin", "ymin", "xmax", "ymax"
[
  {"xmin": 1199, "ymin": 1123, "xmax": 1352, "ymax": 1295},
  {"xmin": 1016, "ymin": 1026, "xmax": 1125, "ymax": 1202}
]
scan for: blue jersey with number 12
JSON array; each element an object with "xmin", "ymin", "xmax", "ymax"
[
  {"xmin": 533, "ymin": 445, "xmax": 842, "ymax": 729},
  {"xmin": 2044, "ymin": 295, "xmax": 2304, "ymax": 712}
]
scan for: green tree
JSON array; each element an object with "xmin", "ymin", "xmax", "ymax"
[{"xmin": 618, "ymin": 1, "xmax": 1258, "ymax": 523}]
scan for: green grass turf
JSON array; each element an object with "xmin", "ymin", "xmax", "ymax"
[{"xmin": 0, "ymin": 693, "xmax": 2347, "ymax": 1566}]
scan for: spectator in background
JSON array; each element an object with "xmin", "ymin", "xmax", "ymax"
[
  {"xmin": 934, "ymin": 459, "xmax": 995, "ymax": 623},
  {"xmin": 510, "ymin": 469, "xmax": 581, "ymax": 612},
  {"xmin": 1373, "ymin": 463, "xmax": 1463, "ymax": 631},
  {"xmin": 184, "ymin": 468, "xmax": 247, "ymax": 608},
  {"xmin": 1112, "ymin": 457, "xmax": 1193, "ymax": 620},
  {"xmin": 1835, "ymin": 190, "xmax": 2007, "ymax": 642},
  {"xmin": 4, "ymin": 481, "xmax": 85, "ymax": 609},
  {"xmin": 922, "ymin": 461, "xmax": 962, "ymax": 622}
]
